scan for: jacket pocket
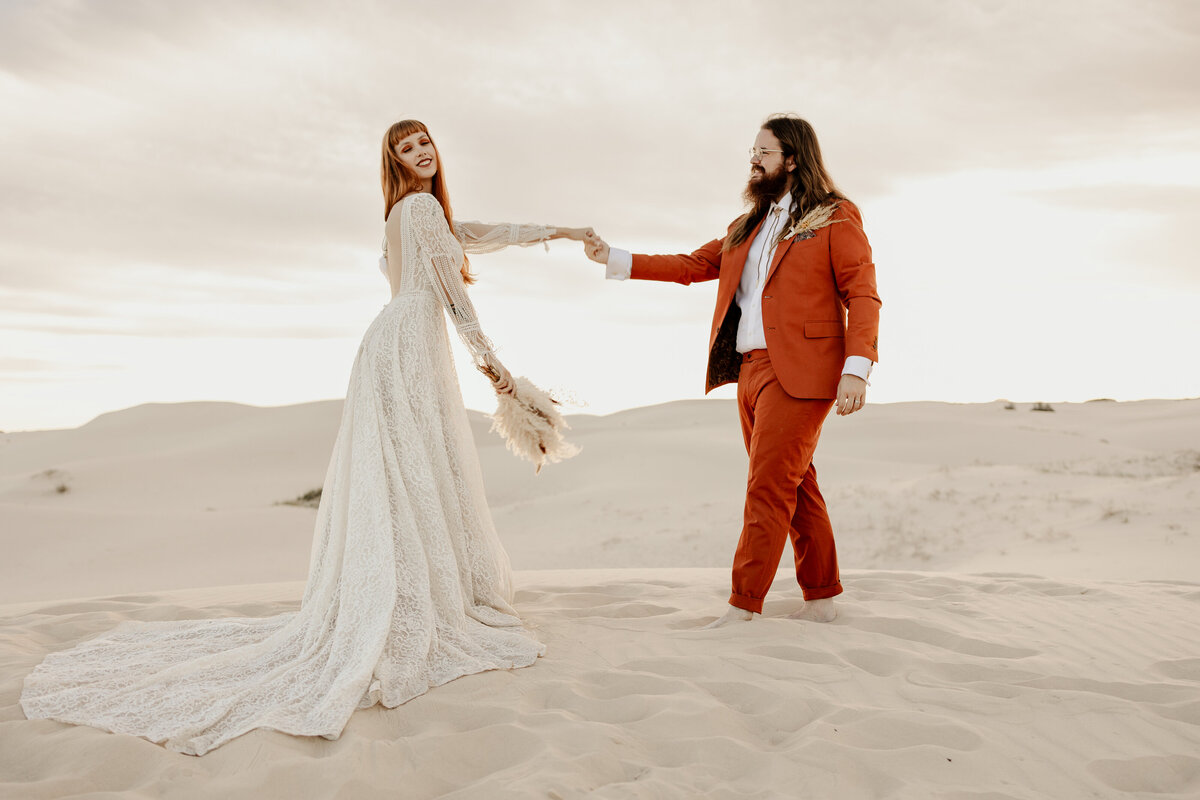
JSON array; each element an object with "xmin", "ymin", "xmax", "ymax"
[{"xmin": 803, "ymin": 320, "xmax": 844, "ymax": 338}]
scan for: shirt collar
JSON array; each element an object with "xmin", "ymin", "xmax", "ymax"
[{"xmin": 770, "ymin": 192, "xmax": 794, "ymax": 216}]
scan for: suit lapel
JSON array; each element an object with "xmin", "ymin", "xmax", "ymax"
[
  {"xmin": 718, "ymin": 218, "xmax": 763, "ymax": 302},
  {"xmin": 764, "ymin": 231, "xmax": 796, "ymax": 287}
]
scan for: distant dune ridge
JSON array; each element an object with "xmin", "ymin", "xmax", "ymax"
[
  {"xmin": 2, "ymin": 398, "xmax": 1199, "ymax": 797},
  {"xmin": 2, "ymin": 398, "xmax": 1197, "ymax": 601}
]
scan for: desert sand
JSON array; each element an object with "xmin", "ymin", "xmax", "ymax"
[{"xmin": 2, "ymin": 398, "xmax": 1199, "ymax": 798}]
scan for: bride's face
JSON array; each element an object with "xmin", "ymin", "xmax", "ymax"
[{"xmin": 394, "ymin": 130, "xmax": 438, "ymax": 182}]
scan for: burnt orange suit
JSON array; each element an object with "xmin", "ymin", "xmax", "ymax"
[{"xmin": 629, "ymin": 200, "xmax": 881, "ymax": 613}]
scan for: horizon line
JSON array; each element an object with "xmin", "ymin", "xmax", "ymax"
[{"xmin": 6, "ymin": 394, "xmax": 1200, "ymax": 435}]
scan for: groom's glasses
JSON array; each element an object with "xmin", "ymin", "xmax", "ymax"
[{"xmin": 749, "ymin": 147, "xmax": 784, "ymax": 160}]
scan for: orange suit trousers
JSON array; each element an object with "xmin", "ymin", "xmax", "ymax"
[{"xmin": 730, "ymin": 350, "xmax": 843, "ymax": 614}]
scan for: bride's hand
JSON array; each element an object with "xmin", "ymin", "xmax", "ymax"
[
  {"xmin": 494, "ymin": 366, "xmax": 514, "ymax": 395},
  {"xmin": 561, "ymin": 227, "xmax": 596, "ymax": 242},
  {"xmin": 480, "ymin": 355, "xmax": 515, "ymax": 395}
]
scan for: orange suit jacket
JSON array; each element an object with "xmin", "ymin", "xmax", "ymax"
[{"xmin": 630, "ymin": 200, "xmax": 881, "ymax": 400}]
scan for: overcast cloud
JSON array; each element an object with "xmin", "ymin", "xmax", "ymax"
[{"xmin": 2, "ymin": 0, "xmax": 1198, "ymax": 429}]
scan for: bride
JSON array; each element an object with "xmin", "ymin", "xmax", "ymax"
[{"xmin": 20, "ymin": 118, "xmax": 595, "ymax": 756}]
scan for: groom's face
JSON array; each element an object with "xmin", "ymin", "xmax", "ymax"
[
  {"xmin": 748, "ymin": 129, "xmax": 793, "ymax": 184},
  {"xmin": 745, "ymin": 129, "xmax": 793, "ymax": 202}
]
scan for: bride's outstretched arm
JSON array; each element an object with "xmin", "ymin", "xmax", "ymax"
[
  {"xmin": 405, "ymin": 195, "xmax": 512, "ymax": 390},
  {"xmin": 453, "ymin": 220, "xmax": 595, "ymax": 254}
]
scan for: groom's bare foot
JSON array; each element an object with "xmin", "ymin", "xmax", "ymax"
[
  {"xmin": 701, "ymin": 605, "xmax": 755, "ymax": 629},
  {"xmin": 788, "ymin": 598, "xmax": 837, "ymax": 623}
]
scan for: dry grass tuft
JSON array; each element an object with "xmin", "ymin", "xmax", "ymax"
[{"xmin": 280, "ymin": 488, "xmax": 322, "ymax": 508}]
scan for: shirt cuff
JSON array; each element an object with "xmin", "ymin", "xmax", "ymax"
[
  {"xmin": 605, "ymin": 248, "xmax": 633, "ymax": 281},
  {"xmin": 842, "ymin": 355, "xmax": 874, "ymax": 385}
]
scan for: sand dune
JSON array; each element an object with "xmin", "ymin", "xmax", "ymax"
[
  {"xmin": 3, "ymin": 570, "xmax": 1199, "ymax": 798},
  {"xmin": 2, "ymin": 399, "xmax": 1198, "ymax": 602},
  {"xmin": 2, "ymin": 398, "xmax": 1199, "ymax": 797}
]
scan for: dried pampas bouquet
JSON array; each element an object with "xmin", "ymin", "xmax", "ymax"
[{"xmin": 478, "ymin": 365, "xmax": 579, "ymax": 473}]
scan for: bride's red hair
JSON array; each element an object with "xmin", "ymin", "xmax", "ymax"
[{"xmin": 380, "ymin": 119, "xmax": 473, "ymax": 284}]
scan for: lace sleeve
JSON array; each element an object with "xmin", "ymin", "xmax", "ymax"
[
  {"xmin": 406, "ymin": 195, "xmax": 497, "ymax": 366},
  {"xmin": 452, "ymin": 220, "xmax": 556, "ymax": 254}
]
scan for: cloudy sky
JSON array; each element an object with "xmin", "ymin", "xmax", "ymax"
[{"xmin": 2, "ymin": 0, "xmax": 1198, "ymax": 431}]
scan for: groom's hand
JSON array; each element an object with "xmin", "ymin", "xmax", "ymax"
[
  {"xmin": 835, "ymin": 374, "xmax": 867, "ymax": 416},
  {"xmin": 585, "ymin": 233, "xmax": 609, "ymax": 265}
]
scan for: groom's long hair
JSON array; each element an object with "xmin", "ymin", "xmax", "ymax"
[
  {"xmin": 724, "ymin": 114, "xmax": 846, "ymax": 252},
  {"xmin": 380, "ymin": 119, "xmax": 473, "ymax": 284}
]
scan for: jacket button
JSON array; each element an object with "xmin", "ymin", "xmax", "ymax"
[{"xmin": 764, "ymin": 295, "xmax": 772, "ymax": 300}]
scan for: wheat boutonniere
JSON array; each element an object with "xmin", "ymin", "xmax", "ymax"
[{"xmin": 782, "ymin": 202, "xmax": 844, "ymax": 241}]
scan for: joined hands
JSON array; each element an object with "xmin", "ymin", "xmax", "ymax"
[
  {"xmin": 558, "ymin": 227, "xmax": 608, "ymax": 263},
  {"xmin": 583, "ymin": 231, "xmax": 609, "ymax": 264},
  {"xmin": 558, "ymin": 227, "xmax": 596, "ymax": 243}
]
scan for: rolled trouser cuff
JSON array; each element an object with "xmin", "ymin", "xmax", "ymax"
[
  {"xmin": 802, "ymin": 582, "xmax": 843, "ymax": 602},
  {"xmin": 729, "ymin": 592, "xmax": 764, "ymax": 614}
]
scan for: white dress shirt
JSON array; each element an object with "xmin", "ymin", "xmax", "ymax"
[
  {"xmin": 734, "ymin": 193, "xmax": 792, "ymax": 353},
  {"xmin": 605, "ymin": 195, "xmax": 874, "ymax": 383}
]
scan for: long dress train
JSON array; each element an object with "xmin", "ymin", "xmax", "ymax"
[{"xmin": 20, "ymin": 192, "xmax": 552, "ymax": 755}]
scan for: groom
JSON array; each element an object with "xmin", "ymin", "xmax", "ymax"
[{"xmin": 585, "ymin": 114, "xmax": 881, "ymax": 628}]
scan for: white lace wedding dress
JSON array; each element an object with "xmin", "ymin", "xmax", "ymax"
[{"xmin": 20, "ymin": 193, "xmax": 553, "ymax": 755}]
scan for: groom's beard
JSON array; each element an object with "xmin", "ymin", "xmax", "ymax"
[{"xmin": 743, "ymin": 165, "xmax": 789, "ymax": 207}]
